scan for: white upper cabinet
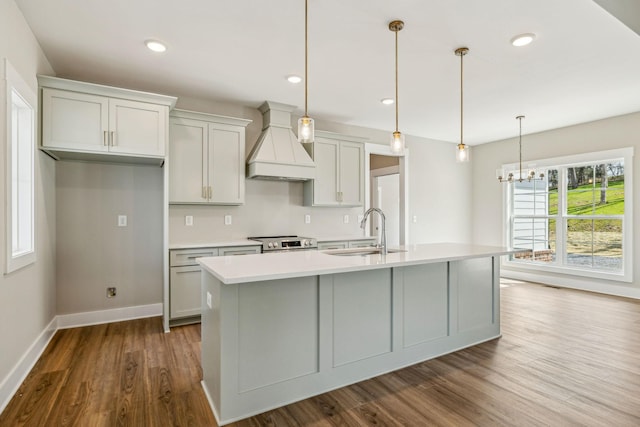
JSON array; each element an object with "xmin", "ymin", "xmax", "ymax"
[
  {"xmin": 38, "ymin": 76, "xmax": 176, "ymax": 165},
  {"xmin": 169, "ymin": 109, "xmax": 251, "ymax": 205},
  {"xmin": 304, "ymin": 131, "xmax": 366, "ymax": 207}
]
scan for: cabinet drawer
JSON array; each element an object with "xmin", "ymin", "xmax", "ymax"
[
  {"xmin": 170, "ymin": 248, "xmax": 218, "ymax": 266},
  {"xmin": 317, "ymin": 241, "xmax": 348, "ymax": 250},
  {"xmin": 218, "ymin": 246, "xmax": 261, "ymax": 256},
  {"xmin": 348, "ymin": 239, "xmax": 376, "ymax": 248}
]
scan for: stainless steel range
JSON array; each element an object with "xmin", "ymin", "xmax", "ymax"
[{"xmin": 248, "ymin": 235, "xmax": 317, "ymax": 253}]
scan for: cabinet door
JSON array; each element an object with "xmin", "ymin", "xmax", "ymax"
[
  {"xmin": 169, "ymin": 118, "xmax": 208, "ymax": 203},
  {"xmin": 170, "ymin": 266, "xmax": 203, "ymax": 319},
  {"xmin": 208, "ymin": 123, "xmax": 245, "ymax": 204},
  {"xmin": 339, "ymin": 141, "xmax": 364, "ymax": 206},
  {"xmin": 41, "ymin": 88, "xmax": 108, "ymax": 152},
  {"xmin": 312, "ymin": 138, "xmax": 340, "ymax": 205},
  {"xmin": 109, "ymin": 99, "xmax": 166, "ymax": 157}
]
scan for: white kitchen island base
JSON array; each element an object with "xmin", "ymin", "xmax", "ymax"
[{"xmin": 199, "ymin": 246, "xmax": 505, "ymax": 425}]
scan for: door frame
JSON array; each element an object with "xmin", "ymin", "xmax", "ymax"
[{"xmin": 364, "ymin": 144, "xmax": 409, "ymax": 246}]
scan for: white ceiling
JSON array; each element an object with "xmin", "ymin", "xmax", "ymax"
[{"xmin": 15, "ymin": 0, "xmax": 640, "ymax": 145}]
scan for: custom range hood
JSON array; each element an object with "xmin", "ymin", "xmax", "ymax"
[{"xmin": 247, "ymin": 101, "xmax": 315, "ymax": 181}]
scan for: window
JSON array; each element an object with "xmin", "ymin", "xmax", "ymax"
[
  {"xmin": 4, "ymin": 59, "xmax": 36, "ymax": 273},
  {"xmin": 504, "ymin": 148, "xmax": 633, "ymax": 282}
]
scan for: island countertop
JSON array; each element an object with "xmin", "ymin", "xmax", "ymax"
[{"xmin": 197, "ymin": 242, "xmax": 519, "ymax": 284}]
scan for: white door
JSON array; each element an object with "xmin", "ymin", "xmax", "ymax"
[{"xmin": 372, "ymin": 173, "xmax": 400, "ymax": 247}]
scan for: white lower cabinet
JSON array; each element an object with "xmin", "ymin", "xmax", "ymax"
[{"xmin": 169, "ymin": 245, "xmax": 260, "ymax": 325}]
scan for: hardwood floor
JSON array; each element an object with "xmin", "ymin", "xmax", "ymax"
[{"xmin": 2, "ymin": 280, "xmax": 640, "ymax": 426}]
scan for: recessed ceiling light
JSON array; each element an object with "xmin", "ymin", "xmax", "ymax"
[
  {"xmin": 287, "ymin": 75, "xmax": 302, "ymax": 84},
  {"xmin": 381, "ymin": 98, "xmax": 394, "ymax": 105},
  {"xmin": 145, "ymin": 40, "xmax": 167, "ymax": 53},
  {"xmin": 510, "ymin": 33, "xmax": 536, "ymax": 47}
]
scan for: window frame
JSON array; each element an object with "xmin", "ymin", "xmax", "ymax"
[
  {"xmin": 4, "ymin": 59, "xmax": 37, "ymax": 274},
  {"xmin": 502, "ymin": 147, "xmax": 633, "ymax": 283}
]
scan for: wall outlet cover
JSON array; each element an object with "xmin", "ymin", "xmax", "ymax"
[
  {"xmin": 185, "ymin": 215, "xmax": 193, "ymax": 226},
  {"xmin": 305, "ymin": 214, "xmax": 311, "ymax": 224},
  {"xmin": 107, "ymin": 287, "xmax": 116, "ymax": 298},
  {"xmin": 343, "ymin": 214, "xmax": 349, "ymax": 224},
  {"xmin": 117, "ymin": 215, "xmax": 127, "ymax": 227},
  {"xmin": 206, "ymin": 292, "xmax": 212, "ymax": 309},
  {"xmin": 224, "ymin": 215, "xmax": 232, "ymax": 225}
]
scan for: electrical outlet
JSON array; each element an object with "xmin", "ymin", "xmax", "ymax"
[
  {"xmin": 206, "ymin": 292, "xmax": 212, "ymax": 309},
  {"xmin": 305, "ymin": 214, "xmax": 311, "ymax": 224},
  {"xmin": 224, "ymin": 215, "xmax": 232, "ymax": 225},
  {"xmin": 118, "ymin": 215, "xmax": 127, "ymax": 227},
  {"xmin": 343, "ymin": 214, "xmax": 349, "ymax": 224},
  {"xmin": 185, "ymin": 215, "xmax": 193, "ymax": 226},
  {"xmin": 413, "ymin": 215, "xmax": 418, "ymax": 223},
  {"xmin": 107, "ymin": 287, "xmax": 116, "ymax": 298}
]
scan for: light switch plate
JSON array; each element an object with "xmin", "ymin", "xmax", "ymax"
[
  {"xmin": 185, "ymin": 215, "xmax": 193, "ymax": 226},
  {"xmin": 413, "ymin": 215, "xmax": 418, "ymax": 223},
  {"xmin": 224, "ymin": 215, "xmax": 232, "ymax": 225},
  {"xmin": 304, "ymin": 214, "xmax": 311, "ymax": 224},
  {"xmin": 118, "ymin": 215, "xmax": 127, "ymax": 227}
]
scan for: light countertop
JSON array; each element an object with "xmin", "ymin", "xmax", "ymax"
[{"xmin": 198, "ymin": 242, "xmax": 521, "ymax": 284}]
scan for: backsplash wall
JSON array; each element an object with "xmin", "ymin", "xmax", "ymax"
[{"xmin": 169, "ymin": 178, "xmax": 365, "ymax": 243}]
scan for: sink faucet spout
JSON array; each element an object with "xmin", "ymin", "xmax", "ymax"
[{"xmin": 360, "ymin": 208, "xmax": 387, "ymax": 255}]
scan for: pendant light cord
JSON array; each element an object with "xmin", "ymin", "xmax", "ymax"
[
  {"xmin": 394, "ymin": 28, "xmax": 399, "ymax": 133},
  {"xmin": 460, "ymin": 50, "xmax": 464, "ymax": 145},
  {"xmin": 304, "ymin": 0, "xmax": 308, "ymax": 117}
]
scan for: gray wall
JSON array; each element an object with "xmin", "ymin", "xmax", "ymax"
[
  {"xmin": 0, "ymin": 0, "xmax": 56, "ymax": 397},
  {"xmin": 471, "ymin": 111, "xmax": 640, "ymax": 293},
  {"xmin": 55, "ymin": 162, "xmax": 163, "ymax": 314}
]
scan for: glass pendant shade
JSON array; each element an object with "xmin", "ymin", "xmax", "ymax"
[
  {"xmin": 456, "ymin": 143, "xmax": 470, "ymax": 163},
  {"xmin": 298, "ymin": 116, "xmax": 314, "ymax": 143},
  {"xmin": 390, "ymin": 131, "xmax": 405, "ymax": 154}
]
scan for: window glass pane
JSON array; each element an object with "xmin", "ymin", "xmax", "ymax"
[
  {"xmin": 547, "ymin": 169, "xmax": 559, "ymax": 215},
  {"xmin": 566, "ymin": 219, "xmax": 622, "ymax": 271},
  {"xmin": 11, "ymin": 90, "xmax": 34, "ymax": 256},
  {"xmin": 512, "ymin": 218, "xmax": 555, "ymax": 263}
]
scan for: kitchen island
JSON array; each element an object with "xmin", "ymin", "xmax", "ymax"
[{"xmin": 198, "ymin": 243, "xmax": 517, "ymax": 425}]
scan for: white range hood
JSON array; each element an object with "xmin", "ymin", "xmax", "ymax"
[{"xmin": 246, "ymin": 101, "xmax": 315, "ymax": 181}]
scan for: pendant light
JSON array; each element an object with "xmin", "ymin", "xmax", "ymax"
[
  {"xmin": 496, "ymin": 116, "xmax": 545, "ymax": 183},
  {"xmin": 389, "ymin": 20, "xmax": 405, "ymax": 154},
  {"xmin": 455, "ymin": 47, "xmax": 470, "ymax": 162},
  {"xmin": 297, "ymin": 0, "xmax": 314, "ymax": 143}
]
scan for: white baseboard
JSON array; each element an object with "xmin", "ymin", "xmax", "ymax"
[
  {"xmin": 502, "ymin": 270, "xmax": 640, "ymax": 299},
  {"xmin": 0, "ymin": 303, "xmax": 163, "ymax": 413},
  {"xmin": 0, "ymin": 317, "xmax": 57, "ymax": 414},
  {"xmin": 56, "ymin": 303, "xmax": 163, "ymax": 329}
]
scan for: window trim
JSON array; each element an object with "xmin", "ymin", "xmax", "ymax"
[
  {"xmin": 4, "ymin": 59, "xmax": 37, "ymax": 274},
  {"xmin": 501, "ymin": 147, "xmax": 633, "ymax": 283}
]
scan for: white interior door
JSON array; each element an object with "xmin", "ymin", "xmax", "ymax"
[{"xmin": 372, "ymin": 172, "xmax": 400, "ymax": 247}]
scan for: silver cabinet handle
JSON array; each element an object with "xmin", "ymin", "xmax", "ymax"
[
  {"xmin": 103, "ymin": 131, "xmax": 108, "ymax": 146},
  {"xmin": 110, "ymin": 131, "xmax": 116, "ymax": 146},
  {"xmin": 202, "ymin": 186, "xmax": 207, "ymax": 200},
  {"xmin": 208, "ymin": 186, "xmax": 212, "ymax": 200}
]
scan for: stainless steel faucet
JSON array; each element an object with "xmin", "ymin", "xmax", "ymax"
[{"xmin": 360, "ymin": 208, "xmax": 387, "ymax": 255}]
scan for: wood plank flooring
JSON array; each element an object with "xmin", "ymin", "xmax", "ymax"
[{"xmin": 2, "ymin": 280, "xmax": 640, "ymax": 426}]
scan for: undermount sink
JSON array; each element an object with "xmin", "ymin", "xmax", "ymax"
[{"xmin": 324, "ymin": 247, "xmax": 407, "ymax": 256}]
